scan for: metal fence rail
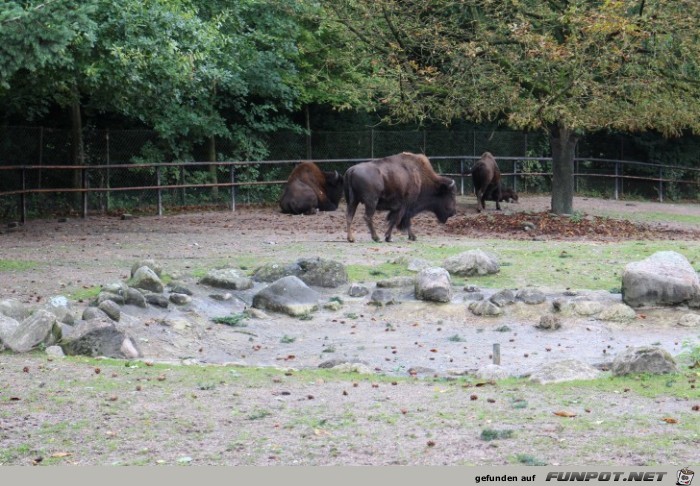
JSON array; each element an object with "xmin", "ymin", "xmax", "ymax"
[{"xmin": 1, "ymin": 156, "xmax": 698, "ymax": 224}]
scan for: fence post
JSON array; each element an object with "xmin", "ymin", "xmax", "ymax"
[
  {"xmin": 659, "ymin": 166, "xmax": 664, "ymax": 202},
  {"xmin": 81, "ymin": 166, "xmax": 88, "ymax": 218},
  {"xmin": 38, "ymin": 126, "xmax": 43, "ymax": 189},
  {"xmin": 230, "ymin": 164, "xmax": 236, "ymax": 212},
  {"xmin": 180, "ymin": 165, "xmax": 186, "ymax": 206},
  {"xmin": 614, "ymin": 162, "xmax": 620, "ymax": 200},
  {"xmin": 156, "ymin": 165, "xmax": 162, "ymax": 216},
  {"xmin": 105, "ymin": 129, "xmax": 110, "ymax": 212},
  {"xmin": 492, "ymin": 343, "xmax": 501, "ymax": 365},
  {"xmin": 20, "ymin": 167, "xmax": 26, "ymax": 224},
  {"xmin": 513, "ymin": 160, "xmax": 519, "ymax": 192},
  {"xmin": 460, "ymin": 159, "xmax": 465, "ymax": 196},
  {"xmin": 575, "ymin": 159, "xmax": 578, "ymax": 193}
]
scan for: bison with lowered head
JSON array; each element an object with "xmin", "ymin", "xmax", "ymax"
[
  {"xmin": 470, "ymin": 151, "xmax": 502, "ymax": 212},
  {"xmin": 344, "ymin": 152, "xmax": 457, "ymax": 242},
  {"xmin": 279, "ymin": 161, "xmax": 343, "ymax": 215},
  {"xmin": 485, "ymin": 184, "xmax": 518, "ymax": 204}
]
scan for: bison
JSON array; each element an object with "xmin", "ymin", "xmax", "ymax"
[
  {"xmin": 470, "ymin": 151, "xmax": 502, "ymax": 212},
  {"xmin": 344, "ymin": 152, "xmax": 457, "ymax": 242},
  {"xmin": 485, "ymin": 184, "xmax": 519, "ymax": 204},
  {"xmin": 279, "ymin": 162, "xmax": 343, "ymax": 215}
]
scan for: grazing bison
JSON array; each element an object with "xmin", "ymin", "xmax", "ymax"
[
  {"xmin": 344, "ymin": 152, "xmax": 457, "ymax": 242},
  {"xmin": 485, "ymin": 184, "xmax": 519, "ymax": 204},
  {"xmin": 470, "ymin": 152, "xmax": 502, "ymax": 212},
  {"xmin": 279, "ymin": 162, "xmax": 343, "ymax": 215}
]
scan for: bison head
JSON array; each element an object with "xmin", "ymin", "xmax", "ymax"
[
  {"xmin": 323, "ymin": 170, "xmax": 344, "ymax": 207},
  {"xmin": 435, "ymin": 178, "xmax": 457, "ymax": 223}
]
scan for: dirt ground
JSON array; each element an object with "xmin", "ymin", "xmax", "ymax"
[{"xmin": 1, "ymin": 195, "xmax": 699, "ymax": 465}]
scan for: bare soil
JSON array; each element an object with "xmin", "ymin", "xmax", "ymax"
[{"xmin": 0, "ymin": 195, "xmax": 699, "ymax": 465}]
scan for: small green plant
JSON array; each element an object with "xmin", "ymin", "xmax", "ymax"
[
  {"xmin": 280, "ymin": 335, "xmax": 296, "ymax": 344},
  {"xmin": 344, "ymin": 312, "xmax": 359, "ymax": 319},
  {"xmin": 448, "ymin": 334, "xmax": 466, "ymax": 342},
  {"xmin": 570, "ymin": 211, "xmax": 585, "ymax": 224},
  {"xmin": 298, "ymin": 313, "xmax": 313, "ymax": 321},
  {"xmin": 480, "ymin": 429, "xmax": 514, "ymax": 441},
  {"xmin": 247, "ymin": 408, "xmax": 272, "ymax": 420},
  {"xmin": 494, "ymin": 325, "xmax": 512, "ymax": 333},
  {"xmin": 322, "ymin": 345, "xmax": 336, "ymax": 353},
  {"xmin": 329, "ymin": 296, "xmax": 343, "ymax": 305},
  {"xmin": 681, "ymin": 339, "xmax": 700, "ymax": 368},
  {"xmin": 212, "ymin": 314, "xmax": 248, "ymax": 327},
  {"xmin": 515, "ymin": 454, "xmax": 547, "ymax": 466}
]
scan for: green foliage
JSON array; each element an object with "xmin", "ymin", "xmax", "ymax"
[
  {"xmin": 480, "ymin": 428, "xmax": 514, "ymax": 441},
  {"xmin": 212, "ymin": 314, "xmax": 248, "ymax": 327}
]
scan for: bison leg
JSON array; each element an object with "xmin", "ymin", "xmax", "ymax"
[
  {"xmin": 476, "ymin": 190, "xmax": 484, "ymax": 213},
  {"xmin": 346, "ymin": 200, "xmax": 359, "ymax": 242},
  {"xmin": 384, "ymin": 208, "xmax": 405, "ymax": 242},
  {"xmin": 364, "ymin": 204, "xmax": 380, "ymax": 242}
]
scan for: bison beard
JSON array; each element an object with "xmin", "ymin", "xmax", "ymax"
[
  {"xmin": 344, "ymin": 152, "xmax": 457, "ymax": 242},
  {"xmin": 279, "ymin": 162, "xmax": 343, "ymax": 215}
]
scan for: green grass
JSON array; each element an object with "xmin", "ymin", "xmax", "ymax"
[
  {"xmin": 598, "ymin": 210, "xmax": 700, "ymax": 226},
  {"xmin": 68, "ymin": 285, "xmax": 102, "ymax": 301},
  {"xmin": 0, "ymin": 259, "xmax": 39, "ymax": 272}
]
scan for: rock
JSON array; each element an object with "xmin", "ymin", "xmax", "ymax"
[
  {"xmin": 572, "ymin": 301, "xmax": 603, "ymax": 316},
  {"xmin": 0, "ymin": 314, "xmax": 20, "ymax": 344},
  {"xmin": 125, "ymin": 288, "xmax": 147, "ymax": 308},
  {"xmin": 464, "ymin": 285, "xmax": 480, "ymax": 293},
  {"xmin": 516, "ymin": 289, "xmax": 547, "ymax": 305},
  {"xmin": 45, "ymin": 345, "xmax": 65, "ymax": 358},
  {"xmin": 468, "ymin": 300, "xmax": 503, "ymax": 316},
  {"xmin": 83, "ymin": 306, "xmax": 110, "ymax": 321},
  {"xmin": 130, "ymin": 259, "xmax": 162, "ymax": 278},
  {"xmin": 443, "ymin": 249, "xmax": 500, "ymax": 277},
  {"xmin": 169, "ymin": 293, "xmax": 192, "ymax": 305},
  {"xmin": 62, "ymin": 319, "xmax": 140, "ymax": 359},
  {"xmin": 414, "ymin": 267, "xmax": 452, "ymax": 303},
  {"xmin": 252, "ymin": 276, "xmax": 320, "ymax": 317},
  {"xmin": 97, "ymin": 291, "xmax": 125, "ymax": 306},
  {"xmin": 319, "ymin": 359, "xmax": 367, "ymax": 368},
  {"xmin": 296, "ymin": 258, "xmax": 348, "ymax": 288},
  {"xmin": 323, "ymin": 300, "xmax": 343, "ymax": 311},
  {"xmin": 200, "ymin": 268, "xmax": 253, "ymax": 290},
  {"xmin": 622, "ymin": 251, "xmax": 700, "ymax": 308},
  {"xmin": 599, "ymin": 303, "xmax": 637, "ymax": 322},
  {"xmin": 145, "ymin": 294, "xmax": 169, "ymax": 308},
  {"xmin": 131, "ymin": 266, "xmax": 164, "ymax": 293},
  {"xmin": 369, "ymin": 289, "xmax": 396, "ymax": 306},
  {"xmin": 490, "ymin": 289, "xmax": 516, "ymax": 307},
  {"xmin": 210, "ymin": 293, "xmax": 233, "ymax": 301},
  {"xmin": 678, "ymin": 313, "xmax": 700, "ymax": 327},
  {"xmin": 536, "ymin": 315, "xmax": 562, "ymax": 330},
  {"xmin": 529, "ymin": 360, "xmax": 601, "ymax": 384},
  {"xmin": 0, "ymin": 298, "xmax": 31, "ymax": 321},
  {"xmin": 102, "ymin": 282, "xmax": 129, "ymax": 296},
  {"xmin": 98, "ymin": 300, "xmax": 121, "ymax": 321},
  {"xmin": 407, "ymin": 258, "xmax": 431, "ymax": 272},
  {"xmin": 253, "ymin": 262, "xmax": 301, "ymax": 283},
  {"xmin": 169, "ymin": 285, "xmax": 193, "ymax": 296},
  {"xmin": 463, "ymin": 292, "xmax": 484, "ymax": 302},
  {"xmin": 611, "ymin": 346, "xmax": 678, "ymax": 376},
  {"xmin": 44, "ymin": 295, "xmax": 76, "ymax": 325},
  {"xmin": 377, "ymin": 277, "xmax": 415, "ymax": 288},
  {"xmin": 348, "ymin": 284, "xmax": 369, "ymax": 297},
  {"xmin": 244, "ymin": 308, "xmax": 268, "ymax": 319},
  {"xmin": 475, "ymin": 364, "xmax": 511, "ymax": 380},
  {"xmin": 4, "ymin": 310, "xmax": 61, "ymax": 353},
  {"xmin": 330, "ymin": 363, "xmax": 374, "ymax": 374}
]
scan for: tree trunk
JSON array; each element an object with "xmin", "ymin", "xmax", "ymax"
[
  {"xmin": 549, "ymin": 124, "xmax": 579, "ymax": 215},
  {"xmin": 71, "ymin": 98, "xmax": 85, "ymax": 209},
  {"xmin": 207, "ymin": 136, "xmax": 218, "ymax": 198}
]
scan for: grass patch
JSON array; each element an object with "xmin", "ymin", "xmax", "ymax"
[
  {"xmin": 0, "ymin": 259, "xmax": 39, "ymax": 272},
  {"xmin": 69, "ymin": 285, "xmax": 102, "ymax": 302},
  {"xmin": 211, "ymin": 313, "xmax": 248, "ymax": 327},
  {"xmin": 480, "ymin": 428, "xmax": 514, "ymax": 441}
]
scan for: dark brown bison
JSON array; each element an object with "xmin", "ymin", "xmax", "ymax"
[
  {"xmin": 470, "ymin": 151, "xmax": 502, "ymax": 212},
  {"xmin": 344, "ymin": 152, "xmax": 457, "ymax": 242},
  {"xmin": 485, "ymin": 184, "xmax": 519, "ymax": 204},
  {"xmin": 279, "ymin": 162, "xmax": 343, "ymax": 215}
]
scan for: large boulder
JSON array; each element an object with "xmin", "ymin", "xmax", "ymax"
[
  {"xmin": 3, "ymin": 310, "xmax": 61, "ymax": 353},
  {"xmin": 43, "ymin": 295, "xmax": 75, "ymax": 325},
  {"xmin": 0, "ymin": 314, "xmax": 20, "ymax": 349},
  {"xmin": 443, "ymin": 249, "xmax": 500, "ymax": 277},
  {"xmin": 130, "ymin": 259, "xmax": 163, "ymax": 278},
  {"xmin": 611, "ymin": 346, "xmax": 678, "ymax": 376},
  {"xmin": 252, "ymin": 276, "xmax": 320, "ymax": 317},
  {"xmin": 622, "ymin": 251, "xmax": 700, "ymax": 308},
  {"xmin": 200, "ymin": 268, "xmax": 253, "ymax": 290},
  {"xmin": 62, "ymin": 319, "xmax": 141, "ymax": 359},
  {"xmin": 415, "ymin": 267, "xmax": 452, "ymax": 303},
  {"xmin": 0, "ymin": 298, "xmax": 31, "ymax": 321},
  {"xmin": 253, "ymin": 258, "xmax": 348, "ymax": 288},
  {"xmin": 130, "ymin": 266, "xmax": 164, "ymax": 293},
  {"xmin": 529, "ymin": 360, "xmax": 601, "ymax": 384}
]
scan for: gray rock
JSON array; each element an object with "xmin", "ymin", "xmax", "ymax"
[
  {"xmin": 62, "ymin": 319, "xmax": 141, "ymax": 359},
  {"xmin": 414, "ymin": 267, "xmax": 452, "ymax": 303},
  {"xmin": 475, "ymin": 364, "xmax": 511, "ymax": 380},
  {"xmin": 146, "ymin": 294, "xmax": 169, "ymax": 308},
  {"xmin": 490, "ymin": 289, "xmax": 516, "ymax": 307},
  {"xmin": 45, "ymin": 345, "xmax": 65, "ymax": 358},
  {"xmin": 97, "ymin": 291, "xmax": 125, "ymax": 306},
  {"xmin": 130, "ymin": 259, "xmax": 162, "ymax": 278},
  {"xmin": 536, "ymin": 315, "xmax": 562, "ymax": 330},
  {"xmin": 443, "ymin": 249, "xmax": 500, "ymax": 277},
  {"xmin": 0, "ymin": 314, "xmax": 20, "ymax": 343},
  {"xmin": 611, "ymin": 346, "xmax": 678, "ymax": 376},
  {"xmin": 407, "ymin": 258, "xmax": 431, "ymax": 272},
  {"xmin": 463, "ymin": 292, "xmax": 484, "ymax": 302},
  {"xmin": 348, "ymin": 284, "xmax": 369, "ymax": 297},
  {"xmin": 102, "ymin": 282, "xmax": 129, "ymax": 296},
  {"xmin": 369, "ymin": 288, "xmax": 397, "ymax": 306},
  {"xmin": 529, "ymin": 359, "xmax": 601, "ymax": 384},
  {"xmin": 200, "ymin": 268, "xmax": 253, "ymax": 290},
  {"xmin": 253, "ymin": 262, "xmax": 301, "ymax": 282},
  {"xmin": 83, "ymin": 306, "xmax": 110, "ymax": 321},
  {"xmin": 296, "ymin": 258, "xmax": 348, "ymax": 288},
  {"xmin": 44, "ymin": 295, "xmax": 76, "ymax": 325},
  {"xmin": 4, "ymin": 310, "xmax": 61, "ymax": 353},
  {"xmin": 572, "ymin": 301, "xmax": 603, "ymax": 316},
  {"xmin": 125, "ymin": 288, "xmax": 147, "ymax": 308},
  {"xmin": 678, "ymin": 313, "xmax": 700, "ymax": 327},
  {"xmin": 169, "ymin": 285, "xmax": 193, "ymax": 296},
  {"xmin": 169, "ymin": 293, "xmax": 192, "ymax": 305},
  {"xmin": 622, "ymin": 251, "xmax": 700, "ymax": 308},
  {"xmin": 210, "ymin": 293, "xmax": 233, "ymax": 301},
  {"xmin": 252, "ymin": 276, "xmax": 320, "ymax": 317},
  {"xmin": 0, "ymin": 298, "xmax": 31, "ymax": 321},
  {"xmin": 468, "ymin": 300, "xmax": 503, "ymax": 316},
  {"xmin": 377, "ymin": 276, "xmax": 415, "ymax": 288},
  {"xmin": 131, "ymin": 266, "xmax": 164, "ymax": 293},
  {"xmin": 330, "ymin": 363, "xmax": 374, "ymax": 374},
  {"xmin": 599, "ymin": 303, "xmax": 637, "ymax": 322},
  {"xmin": 516, "ymin": 288, "xmax": 547, "ymax": 305},
  {"xmin": 98, "ymin": 300, "xmax": 121, "ymax": 321}
]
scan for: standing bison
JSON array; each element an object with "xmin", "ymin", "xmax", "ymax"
[
  {"xmin": 470, "ymin": 152, "xmax": 502, "ymax": 212},
  {"xmin": 279, "ymin": 162, "xmax": 343, "ymax": 215},
  {"xmin": 344, "ymin": 152, "xmax": 457, "ymax": 242}
]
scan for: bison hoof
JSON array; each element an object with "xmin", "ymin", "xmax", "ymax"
[
  {"xmin": 385, "ymin": 236, "xmax": 392, "ymax": 243},
  {"xmin": 408, "ymin": 235, "xmax": 417, "ymax": 241}
]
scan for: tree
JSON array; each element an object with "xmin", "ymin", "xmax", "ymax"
[{"xmin": 329, "ymin": 0, "xmax": 700, "ymax": 214}]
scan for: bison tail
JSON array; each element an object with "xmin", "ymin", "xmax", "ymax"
[{"xmin": 344, "ymin": 171, "xmax": 355, "ymax": 207}]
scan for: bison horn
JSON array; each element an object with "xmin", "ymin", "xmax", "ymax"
[
  {"xmin": 447, "ymin": 179, "xmax": 456, "ymax": 188},
  {"xmin": 334, "ymin": 170, "xmax": 339, "ymax": 179}
]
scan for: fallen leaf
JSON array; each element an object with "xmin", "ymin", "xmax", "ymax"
[
  {"xmin": 661, "ymin": 417, "xmax": 678, "ymax": 424},
  {"xmin": 50, "ymin": 452, "xmax": 72, "ymax": 458},
  {"xmin": 553, "ymin": 410, "xmax": 577, "ymax": 418}
]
